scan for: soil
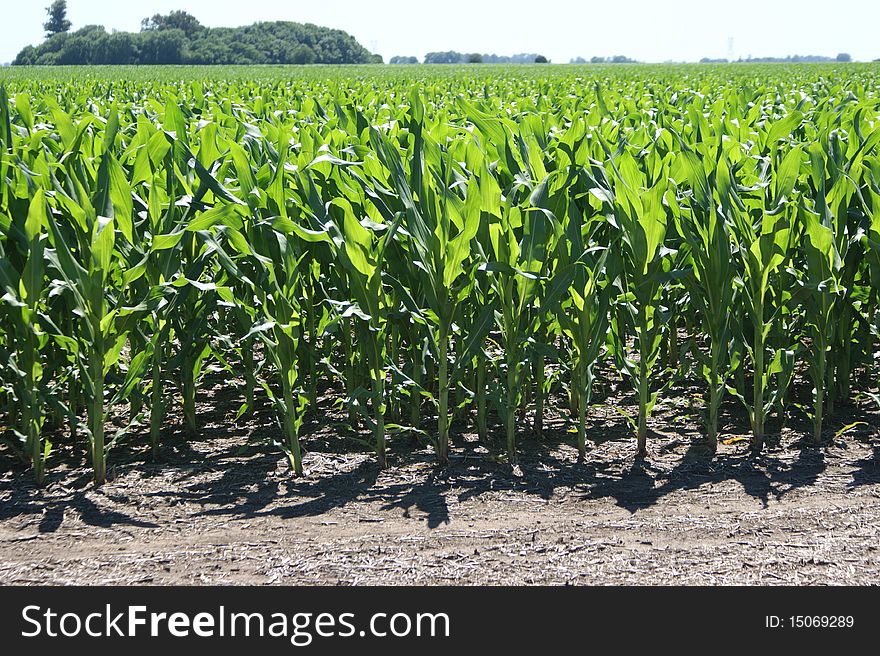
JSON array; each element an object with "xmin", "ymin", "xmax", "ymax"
[{"xmin": 1, "ymin": 368, "xmax": 880, "ymax": 586}]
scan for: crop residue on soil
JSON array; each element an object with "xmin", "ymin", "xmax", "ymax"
[{"xmin": 2, "ymin": 412, "xmax": 879, "ymax": 585}]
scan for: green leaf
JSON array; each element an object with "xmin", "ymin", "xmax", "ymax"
[
  {"xmin": 186, "ymin": 204, "xmax": 245, "ymax": 232},
  {"xmin": 91, "ymin": 216, "xmax": 116, "ymax": 276},
  {"xmin": 24, "ymin": 189, "xmax": 46, "ymax": 242},
  {"xmin": 774, "ymin": 146, "xmax": 803, "ymax": 205},
  {"xmin": 767, "ymin": 110, "xmax": 803, "ymax": 144},
  {"xmin": 108, "ymin": 156, "xmax": 133, "ymax": 244},
  {"xmin": 151, "ymin": 231, "xmax": 185, "ymax": 251},
  {"xmin": 342, "ymin": 215, "xmax": 376, "ymax": 278}
]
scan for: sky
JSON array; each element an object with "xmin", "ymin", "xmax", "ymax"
[{"xmin": 2, "ymin": 0, "xmax": 878, "ymax": 65}]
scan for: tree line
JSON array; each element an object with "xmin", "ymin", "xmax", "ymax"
[
  {"xmin": 416, "ymin": 52, "xmax": 550, "ymax": 64},
  {"xmin": 392, "ymin": 54, "xmax": 636, "ymax": 65},
  {"xmin": 14, "ymin": 4, "xmax": 380, "ymax": 66}
]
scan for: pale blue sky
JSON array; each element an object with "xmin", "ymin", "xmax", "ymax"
[{"xmin": 2, "ymin": 0, "xmax": 877, "ymax": 65}]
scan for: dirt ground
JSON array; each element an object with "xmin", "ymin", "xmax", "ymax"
[{"xmin": 1, "ymin": 372, "xmax": 880, "ymax": 586}]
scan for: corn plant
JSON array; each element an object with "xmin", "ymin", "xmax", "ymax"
[
  {"xmin": 604, "ymin": 151, "xmax": 674, "ymax": 458},
  {"xmin": 481, "ymin": 180, "xmax": 561, "ymax": 463},
  {"xmin": 555, "ymin": 196, "xmax": 612, "ymax": 459},
  {"xmin": 671, "ymin": 153, "xmax": 739, "ymax": 451},
  {"xmin": 729, "ymin": 146, "xmax": 800, "ymax": 453},
  {"xmin": 0, "ymin": 193, "xmax": 51, "ymax": 481},
  {"xmin": 368, "ymin": 114, "xmax": 482, "ymax": 464},
  {"xmin": 794, "ymin": 139, "xmax": 858, "ymax": 444},
  {"xmin": 296, "ymin": 156, "xmax": 403, "ymax": 468}
]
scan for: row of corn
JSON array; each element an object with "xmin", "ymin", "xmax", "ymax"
[{"xmin": 1, "ymin": 66, "xmax": 879, "ymax": 484}]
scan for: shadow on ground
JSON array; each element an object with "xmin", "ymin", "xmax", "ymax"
[{"xmin": 1, "ymin": 376, "xmax": 877, "ymax": 530}]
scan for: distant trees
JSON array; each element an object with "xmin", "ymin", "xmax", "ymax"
[
  {"xmin": 14, "ymin": 15, "xmax": 377, "ymax": 66},
  {"xmin": 737, "ymin": 54, "xmax": 837, "ymax": 63},
  {"xmin": 836, "ymin": 53, "xmax": 852, "ymax": 62},
  {"xmin": 534, "ymin": 55, "xmax": 548, "ymax": 63},
  {"xmin": 423, "ymin": 51, "xmax": 547, "ymax": 64},
  {"xmin": 390, "ymin": 56, "xmax": 418, "ymax": 64},
  {"xmin": 424, "ymin": 51, "xmax": 464, "ymax": 64},
  {"xmin": 590, "ymin": 55, "xmax": 638, "ymax": 64},
  {"xmin": 562, "ymin": 55, "xmax": 642, "ymax": 64},
  {"xmin": 482, "ymin": 53, "xmax": 544, "ymax": 63},
  {"xmin": 43, "ymin": 0, "xmax": 71, "ymax": 38}
]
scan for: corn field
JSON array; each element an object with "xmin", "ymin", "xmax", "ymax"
[{"xmin": 1, "ymin": 65, "xmax": 879, "ymax": 486}]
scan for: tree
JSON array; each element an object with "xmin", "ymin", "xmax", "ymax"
[
  {"xmin": 510, "ymin": 53, "xmax": 540, "ymax": 63},
  {"xmin": 424, "ymin": 51, "xmax": 464, "ymax": 64},
  {"xmin": 105, "ymin": 32, "xmax": 139, "ymax": 65},
  {"xmin": 836, "ymin": 52, "xmax": 852, "ymax": 62},
  {"xmin": 390, "ymin": 55, "xmax": 418, "ymax": 64},
  {"xmin": 287, "ymin": 44, "xmax": 316, "ymax": 65},
  {"xmin": 57, "ymin": 25, "xmax": 108, "ymax": 64},
  {"xmin": 138, "ymin": 28, "xmax": 186, "ymax": 64},
  {"xmin": 44, "ymin": 0, "xmax": 72, "ymax": 38},
  {"xmin": 13, "ymin": 45, "xmax": 38, "ymax": 66},
  {"xmin": 534, "ymin": 54, "xmax": 548, "ymax": 63},
  {"xmin": 466, "ymin": 53, "xmax": 483, "ymax": 63},
  {"xmin": 141, "ymin": 11, "xmax": 203, "ymax": 36}
]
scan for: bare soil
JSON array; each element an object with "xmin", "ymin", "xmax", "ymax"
[{"xmin": 2, "ymin": 370, "xmax": 880, "ymax": 586}]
